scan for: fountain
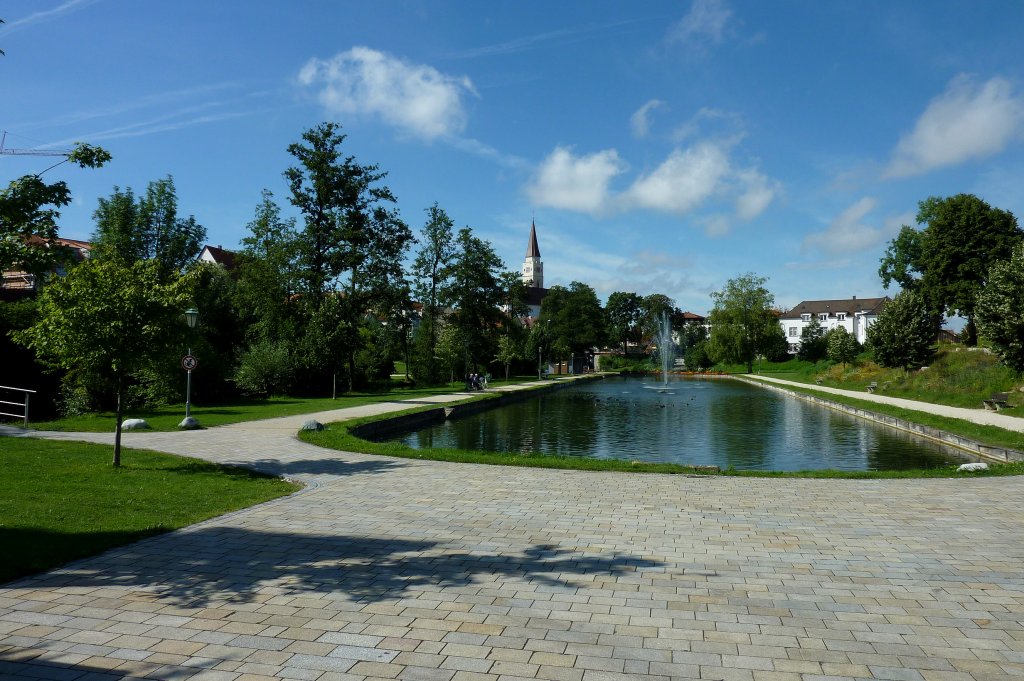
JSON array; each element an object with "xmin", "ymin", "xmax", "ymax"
[{"xmin": 647, "ymin": 311, "xmax": 675, "ymax": 392}]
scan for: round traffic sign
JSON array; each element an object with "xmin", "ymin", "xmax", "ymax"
[{"xmin": 181, "ymin": 355, "xmax": 198, "ymax": 371}]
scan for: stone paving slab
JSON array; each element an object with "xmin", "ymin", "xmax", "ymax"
[{"xmin": 3, "ymin": 377, "xmax": 1024, "ymax": 680}]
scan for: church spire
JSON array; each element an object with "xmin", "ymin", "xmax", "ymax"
[{"xmin": 526, "ymin": 220, "xmax": 541, "ymax": 258}]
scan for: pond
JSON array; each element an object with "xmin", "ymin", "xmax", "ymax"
[{"xmin": 392, "ymin": 376, "xmax": 971, "ymax": 471}]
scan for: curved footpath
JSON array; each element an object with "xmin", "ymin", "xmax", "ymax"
[{"xmin": 2, "ymin": 376, "xmax": 1024, "ymax": 681}]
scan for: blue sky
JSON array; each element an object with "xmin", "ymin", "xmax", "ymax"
[{"xmin": 3, "ymin": 0, "xmax": 1024, "ymax": 316}]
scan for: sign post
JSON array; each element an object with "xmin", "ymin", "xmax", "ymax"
[{"xmin": 181, "ymin": 352, "xmax": 198, "ymax": 419}]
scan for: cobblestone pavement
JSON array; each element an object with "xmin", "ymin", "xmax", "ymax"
[{"xmin": 3, "ymin": 380, "xmax": 1024, "ymax": 680}]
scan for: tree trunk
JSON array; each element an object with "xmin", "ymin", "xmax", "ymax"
[
  {"xmin": 963, "ymin": 318, "xmax": 978, "ymax": 347},
  {"xmin": 113, "ymin": 375, "xmax": 123, "ymax": 467}
]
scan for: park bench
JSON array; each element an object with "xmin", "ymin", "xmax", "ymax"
[
  {"xmin": 982, "ymin": 392, "xmax": 1010, "ymax": 411},
  {"xmin": 866, "ymin": 381, "xmax": 878, "ymax": 394}
]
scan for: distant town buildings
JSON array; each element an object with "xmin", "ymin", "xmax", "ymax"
[
  {"xmin": 779, "ymin": 296, "xmax": 889, "ymax": 353},
  {"xmin": 521, "ymin": 220, "xmax": 548, "ymax": 321}
]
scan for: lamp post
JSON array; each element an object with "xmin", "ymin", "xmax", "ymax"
[{"xmin": 180, "ymin": 307, "xmax": 200, "ymax": 429}]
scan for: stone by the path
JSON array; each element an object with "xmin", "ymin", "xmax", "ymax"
[
  {"xmin": 959, "ymin": 461, "xmax": 990, "ymax": 472},
  {"xmin": 120, "ymin": 418, "xmax": 150, "ymax": 430},
  {"xmin": 299, "ymin": 418, "xmax": 325, "ymax": 431},
  {"xmin": 177, "ymin": 415, "xmax": 201, "ymax": 430}
]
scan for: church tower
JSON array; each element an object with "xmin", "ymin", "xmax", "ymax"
[{"xmin": 522, "ymin": 220, "xmax": 543, "ymax": 288}]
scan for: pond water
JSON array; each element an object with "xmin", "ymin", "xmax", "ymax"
[{"xmin": 393, "ymin": 376, "xmax": 970, "ymax": 471}]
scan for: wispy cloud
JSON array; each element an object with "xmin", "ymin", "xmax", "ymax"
[
  {"xmin": 630, "ymin": 100, "xmax": 666, "ymax": 138},
  {"xmin": 885, "ymin": 74, "xmax": 1024, "ymax": 178},
  {"xmin": 801, "ymin": 199, "xmax": 906, "ymax": 256},
  {"xmin": 526, "ymin": 147, "xmax": 627, "ymax": 215},
  {"xmin": 56, "ymin": 109, "xmax": 257, "ymax": 145},
  {"xmin": 669, "ymin": 0, "xmax": 734, "ymax": 51},
  {"xmin": 0, "ymin": 0, "xmax": 99, "ymax": 37},
  {"xmin": 448, "ymin": 137, "xmax": 529, "ymax": 170},
  {"xmin": 298, "ymin": 47, "xmax": 477, "ymax": 141},
  {"xmin": 453, "ymin": 19, "xmax": 648, "ymax": 59}
]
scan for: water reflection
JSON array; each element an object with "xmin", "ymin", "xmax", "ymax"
[{"xmin": 395, "ymin": 377, "xmax": 969, "ymax": 471}]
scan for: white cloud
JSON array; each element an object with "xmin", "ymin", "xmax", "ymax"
[
  {"xmin": 733, "ymin": 168, "xmax": 778, "ymax": 221},
  {"xmin": 0, "ymin": 0, "xmax": 98, "ymax": 37},
  {"xmin": 298, "ymin": 47, "xmax": 477, "ymax": 140},
  {"xmin": 670, "ymin": 0, "xmax": 733, "ymax": 48},
  {"xmin": 802, "ymin": 197, "xmax": 894, "ymax": 255},
  {"xmin": 886, "ymin": 75, "xmax": 1024, "ymax": 178},
  {"xmin": 630, "ymin": 99, "xmax": 666, "ymax": 138},
  {"xmin": 624, "ymin": 143, "xmax": 730, "ymax": 213},
  {"xmin": 526, "ymin": 146, "xmax": 626, "ymax": 214}
]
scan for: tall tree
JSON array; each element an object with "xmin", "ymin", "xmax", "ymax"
[
  {"xmin": 284, "ymin": 122, "xmax": 412, "ymax": 390},
  {"xmin": 91, "ymin": 176, "xmax": 206, "ymax": 278},
  {"xmin": 797, "ymin": 316, "xmax": 827, "ymax": 362},
  {"xmin": 827, "ymin": 326, "xmax": 859, "ymax": 368},
  {"xmin": 867, "ymin": 290, "xmax": 933, "ymax": 371},
  {"xmin": 411, "ymin": 203, "xmax": 456, "ymax": 383},
  {"xmin": 448, "ymin": 227, "xmax": 505, "ymax": 376},
  {"xmin": 707, "ymin": 273, "xmax": 778, "ymax": 373},
  {"xmin": 640, "ymin": 293, "xmax": 675, "ymax": 342},
  {"xmin": 878, "ymin": 194, "xmax": 1022, "ymax": 345},
  {"xmin": 540, "ymin": 282, "xmax": 606, "ymax": 371},
  {"xmin": 976, "ymin": 242, "xmax": 1024, "ymax": 374},
  {"xmin": 15, "ymin": 260, "xmax": 194, "ymax": 466},
  {"xmin": 1, "ymin": 143, "xmax": 111, "ymax": 277},
  {"xmin": 605, "ymin": 291, "xmax": 643, "ymax": 354}
]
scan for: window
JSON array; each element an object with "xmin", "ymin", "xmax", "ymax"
[
  {"xmin": 789, "ymin": 327, "xmax": 798, "ymax": 337},
  {"xmin": 837, "ymin": 313, "xmax": 846, "ymax": 321},
  {"xmin": 819, "ymin": 313, "xmax": 828, "ymax": 321},
  {"xmin": 801, "ymin": 313, "xmax": 810, "ymax": 322}
]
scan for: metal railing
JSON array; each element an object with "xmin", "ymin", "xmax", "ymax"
[{"xmin": 0, "ymin": 385, "xmax": 36, "ymax": 427}]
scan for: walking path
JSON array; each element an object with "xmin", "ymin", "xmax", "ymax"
[
  {"xmin": 2, "ymin": 376, "xmax": 1024, "ymax": 681},
  {"xmin": 746, "ymin": 374, "xmax": 1024, "ymax": 433}
]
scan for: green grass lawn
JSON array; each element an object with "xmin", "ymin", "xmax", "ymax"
[
  {"xmin": 29, "ymin": 377, "xmax": 545, "ymax": 432},
  {"xmin": 0, "ymin": 437, "xmax": 300, "ymax": 583}
]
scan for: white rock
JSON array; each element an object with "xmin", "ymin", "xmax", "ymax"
[
  {"xmin": 957, "ymin": 462, "xmax": 989, "ymax": 472},
  {"xmin": 178, "ymin": 416, "xmax": 201, "ymax": 430},
  {"xmin": 300, "ymin": 419, "xmax": 325, "ymax": 432},
  {"xmin": 121, "ymin": 418, "xmax": 150, "ymax": 431}
]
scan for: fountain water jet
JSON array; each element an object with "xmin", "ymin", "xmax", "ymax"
[{"xmin": 646, "ymin": 311, "xmax": 675, "ymax": 393}]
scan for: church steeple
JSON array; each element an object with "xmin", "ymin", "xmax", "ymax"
[{"xmin": 522, "ymin": 220, "xmax": 544, "ymax": 289}]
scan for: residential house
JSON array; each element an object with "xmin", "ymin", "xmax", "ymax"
[
  {"xmin": 779, "ymin": 296, "xmax": 889, "ymax": 353},
  {"xmin": 1, "ymin": 237, "xmax": 92, "ymax": 300},
  {"xmin": 198, "ymin": 244, "xmax": 236, "ymax": 269}
]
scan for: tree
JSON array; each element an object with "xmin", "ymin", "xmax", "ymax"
[
  {"xmin": 15, "ymin": 260, "xmax": 193, "ymax": 466},
  {"xmin": 827, "ymin": 326, "xmax": 859, "ymax": 368},
  {"xmin": 878, "ymin": 194, "xmax": 1023, "ymax": 345},
  {"xmin": 684, "ymin": 342, "xmax": 711, "ymax": 371},
  {"xmin": 867, "ymin": 290, "xmax": 934, "ymax": 371},
  {"xmin": 91, "ymin": 176, "xmax": 206, "ymax": 278},
  {"xmin": 1, "ymin": 143, "xmax": 111, "ymax": 277},
  {"xmin": 797, "ymin": 316, "xmax": 827, "ymax": 362},
  {"xmin": 976, "ymin": 242, "xmax": 1024, "ymax": 373},
  {"xmin": 411, "ymin": 203, "xmax": 456, "ymax": 384},
  {"xmin": 540, "ymin": 282, "xmax": 606, "ymax": 371},
  {"xmin": 605, "ymin": 291, "xmax": 643, "ymax": 354},
  {"xmin": 494, "ymin": 333, "xmax": 523, "ymax": 379},
  {"xmin": 640, "ymin": 293, "xmax": 675, "ymax": 342},
  {"xmin": 707, "ymin": 273, "xmax": 778, "ymax": 373},
  {"xmin": 284, "ymin": 122, "xmax": 412, "ymax": 390},
  {"xmin": 447, "ymin": 227, "xmax": 505, "ymax": 375}
]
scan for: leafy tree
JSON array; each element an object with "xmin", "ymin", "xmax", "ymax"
[
  {"xmin": 91, "ymin": 176, "xmax": 206, "ymax": 278},
  {"xmin": 867, "ymin": 290, "xmax": 934, "ymax": 371},
  {"xmin": 826, "ymin": 326, "xmax": 859, "ymax": 368},
  {"xmin": 448, "ymin": 227, "xmax": 505, "ymax": 374},
  {"xmin": 1, "ymin": 143, "xmax": 111, "ymax": 276},
  {"xmin": 797, "ymin": 316, "xmax": 827, "ymax": 362},
  {"xmin": 761, "ymin": 323, "xmax": 790, "ymax": 363},
  {"xmin": 605, "ymin": 291, "xmax": 643, "ymax": 354},
  {"xmin": 707, "ymin": 273, "xmax": 778, "ymax": 373},
  {"xmin": 976, "ymin": 242, "xmax": 1024, "ymax": 373},
  {"xmin": 495, "ymin": 333, "xmax": 523, "ymax": 379},
  {"xmin": 640, "ymin": 293, "xmax": 675, "ymax": 342},
  {"xmin": 878, "ymin": 194, "xmax": 1022, "ymax": 345},
  {"xmin": 411, "ymin": 203, "xmax": 456, "ymax": 383},
  {"xmin": 684, "ymin": 341, "xmax": 711, "ymax": 371},
  {"xmin": 234, "ymin": 190, "xmax": 300, "ymax": 345},
  {"xmin": 284, "ymin": 122, "xmax": 412, "ymax": 390},
  {"xmin": 540, "ymin": 282, "xmax": 606, "ymax": 371},
  {"xmin": 15, "ymin": 260, "xmax": 194, "ymax": 466}
]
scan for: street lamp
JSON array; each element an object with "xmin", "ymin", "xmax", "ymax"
[{"xmin": 180, "ymin": 307, "xmax": 200, "ymax": 429}]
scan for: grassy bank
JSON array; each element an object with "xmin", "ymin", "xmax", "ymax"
[
  {"xmin": 299, "ymin": 404, "xmax": 1024, "ymax": 479},
  {"xmin": 759, "ymin": 347, "xmax": 1023, "ymax": 414},
  {"xmin": 29, "ymin": 376, "xmax": 544, "ymax": 432},
  {"xmin": 0, "ymin": 437, "xmax": 300, "ymax": 583}
]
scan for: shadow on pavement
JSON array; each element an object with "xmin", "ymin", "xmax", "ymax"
[{"xmin": 11, "ymin": 526, "xmax": 665, "ymax": 608}]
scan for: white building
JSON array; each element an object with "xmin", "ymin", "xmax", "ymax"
[
  {"xmin": 521, "ymin": 220, "xmax": 548, "ymax": 320},
  {"xmin": 779, "ymin": 296, "xmax": 889, "ymax": 353}
]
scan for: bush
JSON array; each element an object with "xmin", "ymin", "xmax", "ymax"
[
  {"xmin": 234, "ymin": 340, "xmax": 294, "ymax": 396},
  {"xmin": 866, "ymin": 290, "xmax": 935, "ymax": 370}
]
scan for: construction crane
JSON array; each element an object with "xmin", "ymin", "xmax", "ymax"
[{"xmin": 0, "ymin": 131, "xmax": 72, "ymax": 158}]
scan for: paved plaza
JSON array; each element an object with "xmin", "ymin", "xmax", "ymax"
[{"xmin": 2, "ymin": 379, "xmax": 1024, "ymax": 681}]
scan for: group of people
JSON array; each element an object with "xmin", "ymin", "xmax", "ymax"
[{"xmin": 466, "ymin": 372, "xmax": 489, "ymax": 391}]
